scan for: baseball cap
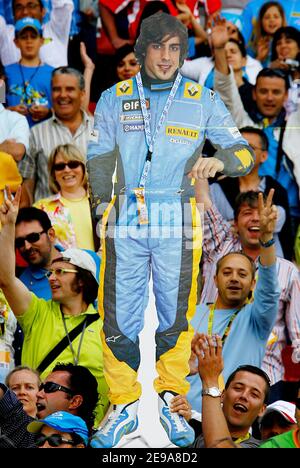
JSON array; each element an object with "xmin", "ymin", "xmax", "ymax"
[
  {"xmin": 15, "ymin": 17, "xmax": 43, "ymax": 37},
  {"xmin": 27, "ymin": 411, "xmax": 89, "ymax": 446},
  {"xmin": 57, "ymin": 248, "xmax": 100, "ymax": 284},
  {"xmin": 260, "ymin": 400, "xmax": 297, "ymax": 424}
]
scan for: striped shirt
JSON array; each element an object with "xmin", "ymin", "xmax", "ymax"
[
  {"xmin": 201, "ymin": 205, "xmax": 300, "ymax": 384},
  {"xmin": 19, "ymin": 111, "xmax": 93, "ymax": 202}
]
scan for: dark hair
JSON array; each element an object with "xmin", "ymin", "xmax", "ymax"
[
  {"xmin": 240, "ymin": 126, "xmax": 269, "ymax": 151},
  {"xmin": 227, "ymin": 38, "xmax": 247, "ymax": 58},
  {"xmin": 51, "ymin": 363, "xmax": 98, "ymax": 433},
  {"xmin": 13, "ymin": 0, "xmax": 44, "ymax": 13},
  {"xmin": 260, "ymin": 411, "xmax": 295, "ymax": 429},
  {"xmin": 115, "ymin": 44, "xmax": 136, "ymax": 67},
  {"xmin": 16, "ymin": 207, "xmax": 52, "ymax": 231},
  {"xmin": 256, "ymin": 67, "xmax": 289, "ymax": 89},
  {"xmin": 136, "ymin": 1, "xmax": 170, "ymax": 39},
  {"xmin": 271, "ymin": 26, "xmax": 300, "ymax": 61},
  {"xmin": 216, "ymin": 251, "xmax": 256, "ymax": 280},
  {"xmin": 233, "ymin": 190, "xmax": 266, "ymax": 220},
  {"xmin": 135, "ymin": 11, "xmax": 188, "ymax": 68},
  {"xmin": 75, "ymin": 266, "xmax": 99, "ymax": 304},
  {"xmin": 51, "ymin": 67, "xmax": 85, "ymax": 91},
  {"xmin": 225, "ymin": 365, "xmax": 271, "ymax": 403}
]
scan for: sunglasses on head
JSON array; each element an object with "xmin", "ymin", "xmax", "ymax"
[
  {"xmin": 39, "ymin": 381, "xmax": 74, "ymax": 395},
  {"xmin": 35, "ymin": 433, "xmax": 75, "ymax": 448},
  {"xmin": 15, "ymin": 230, "xmax": 46, "ymax": 249},
  {"xmin": 53, "ymin": 161, "xmax": 82, "ymax": 171}
]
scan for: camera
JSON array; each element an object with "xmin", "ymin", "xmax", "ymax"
[{"xmin": 284, "ymin": 58, "xmax": 300, "ymax": 71}]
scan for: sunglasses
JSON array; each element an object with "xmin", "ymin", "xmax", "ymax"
[
  {"xmin": 35, "ymin": 433, "xmax": 75, "ymax": 448},
  {"xmin": 53, "ymin": 161, "xmax": 82, "ymax": 171},
  {"xmin": 15, "ymin": 230, "xmax": 46, "ymax": 249},
  {"xmin": 39, "ymin": 381, "xmax": 74, "ymax": 395},
  {"xmin": 45, "ymin": 268, "xmax": 78, "ymax": 279}
]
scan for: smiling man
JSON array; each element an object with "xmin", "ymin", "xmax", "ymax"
[
  {"xmin": 190, "ymin": 335, "xmax": 271, "ymax": 448},
  {"xmin": 87, "ymin": 11, "xmax": 254, "ymax": 448},
  {"xmin": 188, "ymin": 191, "xmax": 280, "ymax": 413},
  {"xmin": 0, "ymin": 188, "xmax": 109, "ymax": 425}
]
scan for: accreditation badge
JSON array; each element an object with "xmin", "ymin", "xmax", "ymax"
[{"xmin": 134, "ymin": 188, "xmax": 149, "ymax": 225}]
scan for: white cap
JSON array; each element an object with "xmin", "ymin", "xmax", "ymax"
[
  {"xmin": 261, "ymin": 400, "xmax": 297, "ymax": 424},
  {"xmin": 58, "ymin": 248, "xmax": 98, "ymax": 283}
]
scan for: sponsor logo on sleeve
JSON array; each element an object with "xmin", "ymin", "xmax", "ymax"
[
  {"xmin": 89, "ymin": 128, "xmax": 99, "ymax": 142},
  {"xmin": 209, "ymin": 89, "xmax": 216, "ymax": 101},
  {"xmin": 166, "ymin": 126, "xmax": 199, "ymax": 140},
  {"xmin": 183, "ymin": 82, "xmax": 202, "ymax": 100},
  {"xmin": 234, "ymin": 148, "xmax": 253, "ymax": 169},
  {"xmin": 122, "ymin": 98, "xmax": 150, "ymax": 112},
  {"xmin": 228, "ymin": 127, "xmax": 241, "ymax": 139},
  {"xmin": 116, "ymin": 80, "xmax": 133, "ymax": 96}
]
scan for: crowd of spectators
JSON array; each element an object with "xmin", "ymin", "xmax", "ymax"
[{"xmin": 0, "ymin": 0, "xmax": 299, "ymax": 449}]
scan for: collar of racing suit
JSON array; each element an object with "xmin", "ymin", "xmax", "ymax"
[{"xmin": 140, "ymin": 68, "xmax": 178, "ymax": 91}]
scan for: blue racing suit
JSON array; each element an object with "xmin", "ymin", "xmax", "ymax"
[{"xmin": 87, "ymin": 73, "xmax": 254, "ymax": 405}]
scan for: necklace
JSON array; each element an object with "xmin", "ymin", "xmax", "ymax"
[{"xmin": 18, "ymin": 60, "xmax": 41, "ymax": 106}]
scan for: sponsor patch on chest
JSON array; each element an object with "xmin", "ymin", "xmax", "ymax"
[
  {"xmin": 166, "ymin": 126, "xmax": 199, "ymax": 140},
  {"xmin": 123, "ymin": 123, "xmax": 145, "ymax": 132},
  {"xmin": 120, "ymin": 113, "xmax": 145, "ymax": 122},
  {"xmin": 183, "ymin": 82, "xmax": 202, "ymax": 100},
  {"xmin": 122, "ymin": 98, "xmax": 150, "ymax": 112},
  {"xmin": 116, "ymin": 80, "xmax": 133, "ymax": 96}
]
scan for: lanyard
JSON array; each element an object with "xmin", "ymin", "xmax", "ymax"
[
  {"xmin": 234, "ymin": 433, "xmax": 251, "ymax": 445},
  {"xmin": 135, "ymin": 71, "xmax": 182, "ymax": 188},
  {"xmin": 207, "ymin": 303, "xmax": 241, "ymax": 345},
  {"xmin": 61, "ymin": 312, "xmax": 87, "ymax": 366}
]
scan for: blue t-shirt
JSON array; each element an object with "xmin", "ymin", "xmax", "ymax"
[
  {"xmin": 5, "ymin": 62, "xmax": 53, "ymax": 127},
  {"xmin": 187, "ymin": 261, "xmax": 280, "ymax": 413}
]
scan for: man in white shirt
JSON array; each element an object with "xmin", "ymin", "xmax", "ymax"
[{"xmin": 0, "ymin": 0, "xmax": 74, "ymax": 67}]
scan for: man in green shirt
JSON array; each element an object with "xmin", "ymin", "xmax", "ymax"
[
  {"xmin": 260, "ymin": 382, "xmax": 300, "ymax": 448},
  {"xmin": 0, "ymin": 187, "xmax": 108, "ymax": 424}
]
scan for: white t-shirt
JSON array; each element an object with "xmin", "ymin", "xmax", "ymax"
[
  {"xmin": 181, "ymin": 54, "xmax": 262, "ymax": 86},
  {"xmin": 0, "ymin": 0, "xmax": 73, "ymax": 67}
]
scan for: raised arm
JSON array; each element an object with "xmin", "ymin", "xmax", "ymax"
[
  {"xmin": 0, "ymin": 187, "xmax": 32, "ymax": 316},
  {"xmin": 80, "ymin": 41, "xmax": 95, "ymax": 113},
  {"xmin": 258, "ymin": 190, "xmax": 277, "ymax": 267},
  {"xmin": 193, "ymin": 334, "xmax": 236, "ymax": 448}
]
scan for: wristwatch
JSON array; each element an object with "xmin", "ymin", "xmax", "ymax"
[{"xmin": 202, "ymin": 387, "xmax": 222, "ymax": 397}]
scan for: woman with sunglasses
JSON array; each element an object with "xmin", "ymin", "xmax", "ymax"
[{"xmin": 34, "ymin": 144, "xmax": 95, "ymax": 251}]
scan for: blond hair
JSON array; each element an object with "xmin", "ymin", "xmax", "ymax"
[{"xmin": 48, "ymin": 144, "xmax": 87, "ymax": 194}]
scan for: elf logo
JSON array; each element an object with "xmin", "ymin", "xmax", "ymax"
[{"xmin": 122, "ymin": 98, "xmax": 150, "ymax": 112}]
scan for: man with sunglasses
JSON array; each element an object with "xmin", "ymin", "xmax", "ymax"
[
  {"xmin": 0, "ymin": 188, "xmax": 109, "ymax": 428},
  {"xmin": 0, "ymin": 363, "xmax": 98, "ymax": 448}
]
